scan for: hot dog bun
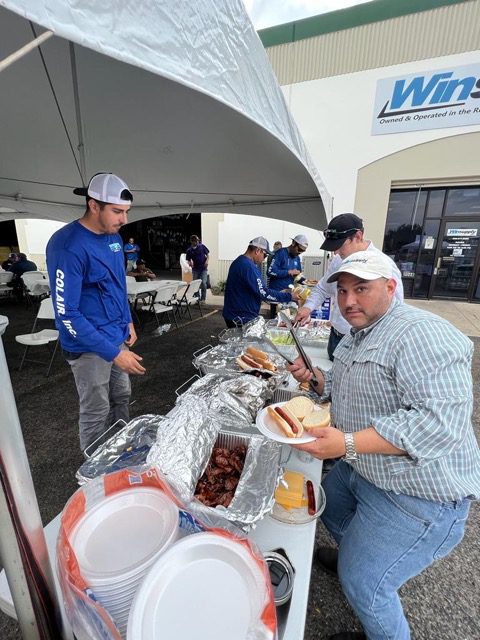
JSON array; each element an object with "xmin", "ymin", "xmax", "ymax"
[
  {"xmin": 246, "ymin": 346, "xmax": 269, "ymax": 362},
  {"xmin": 302, "ymin": 405, "xmax": 330, "ymax": 430},
  {"xmin": 285, "ymin": 396, "xmax": 315, "ymax": 421},
  {"xmin": 242, "ymin": 347, "xmax": 278, "ymax": 372},
  {"xmin": 267, "ymin": 406, "xmax": 304, "ymax": 439},
  {"xmin": 236, "ymin": 355, "xmax": 261, "ymax": 371}
]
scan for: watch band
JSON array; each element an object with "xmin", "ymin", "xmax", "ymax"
[{"xmin": 343, "ymin": 432, "xmax": 359, "ymax": 462}]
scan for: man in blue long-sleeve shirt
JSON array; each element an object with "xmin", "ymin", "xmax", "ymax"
[
  {"xmin": 267, "ymin": 234, "xmax": 308, "ymax": 318},
  {"xmin": 46, "ymin": 173, "xmax": 146, "ymax": 450},
  {"xmin": 223, "ymin": 237, "xmax": 298, "ymax": 327}
]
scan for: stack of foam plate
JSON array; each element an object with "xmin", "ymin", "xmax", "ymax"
[
  {"xmin": 127, "ymin": 532, "xmax": 269, "ymax": 640},
  {"xmin": 70, "ymin": 487, "xmax": 179, "ymax": 638}
]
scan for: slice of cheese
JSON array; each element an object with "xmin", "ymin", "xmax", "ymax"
[{"xmin": 275, "ymin": 470, "xmax": 305, "ymax": 510}]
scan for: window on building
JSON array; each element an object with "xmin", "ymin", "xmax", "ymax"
[{"xmin": 444, "ymin": 187, "xmax": 480, "ymax": 216}]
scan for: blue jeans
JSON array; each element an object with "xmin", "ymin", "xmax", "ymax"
[
  {"xmin": 192, "ymin": 268, "xmax": 208, "ymax": 301},
  {"xmin": 321, "ymin": 461, "xmax": 470, "ymax": 639}
]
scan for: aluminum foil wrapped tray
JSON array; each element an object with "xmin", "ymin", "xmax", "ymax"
[
  {"xmin": 75, "ymin": 415, "xmax": 164, "ymax": 485},
  {"xmin": 177, "ymin": 373, "xmax": 272, "ymax": 431},
  {"xmin": 193, "ymin": 343, "xmax": 288, "ymax": 386},
  {"xmin": 147, "ymin": 395, "xmax": 281, "ymax": 531}
]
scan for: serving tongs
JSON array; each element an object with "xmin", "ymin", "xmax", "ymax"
[{"xmin": 278, "ymin": 311, "xmax": 319, "ymax": 388}]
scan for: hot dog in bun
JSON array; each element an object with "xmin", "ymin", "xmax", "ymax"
[
  {"xmin": 237, "ymin": 347, "xmax": 278, "ymax": 372},
  {"xmin": 267, "ymin": 405, "xmax": 304, "ymax": 439}
]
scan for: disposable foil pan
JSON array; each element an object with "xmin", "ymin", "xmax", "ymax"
[
  {"xmin": 147, "ymin": 396, "xmax": 281, "ymax": 532},
  {"xmin": 190, "ymin": 429, "xmax": 282, "ymax": 532},
  {"xmin": 193, "ymin": 343, "xmax": 288, "ymax": 385}
]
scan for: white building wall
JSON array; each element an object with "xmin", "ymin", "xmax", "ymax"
[{"xmin": 281, "ymin": 50, "xmax": 480, "ymax": 217}]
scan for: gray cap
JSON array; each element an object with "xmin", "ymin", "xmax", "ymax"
[
  {"xmin": 249, "ymin": 236, "xmax": 273, "ymax": 256},
  {"xmin": 74, "ymin": 173, "xmax": 133, "ymax": 205}
]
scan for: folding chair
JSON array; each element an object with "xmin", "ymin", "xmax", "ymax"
[
  {"xmin": 143, "ymin": 283, "xmax": 179, "ymax": 330},
  {"xmin": 22, "ymin": 271, "xmax": 49, "ymax": 306},
  {"xmin": 172, "ymin": 279, "xmax": 203, "ymax": 320},
  {"xmin": 15, "ymin": 297, "xmax": 59, "ymax": 376}
]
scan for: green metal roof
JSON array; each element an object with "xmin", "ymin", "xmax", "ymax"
[{"xmin": 258, "ymin": 0, "xmax": 469, "ymax": 47}]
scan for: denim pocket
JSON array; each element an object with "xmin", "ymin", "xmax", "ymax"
[
  {"xmin": 433, "ymin": 515, "xmax": 468, "ymax": 560},
  {"xmin": 384, "ymin": 491, "xmax": 435, "ymax": 528}
]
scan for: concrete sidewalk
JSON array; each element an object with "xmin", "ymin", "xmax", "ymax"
[{"xmin": 204, "ymin": 294, "xmax": 480, "ymax": 337}]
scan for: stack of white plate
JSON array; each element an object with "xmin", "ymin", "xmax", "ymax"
[
  {"xmin": 127, "ymin": 532, "xmax": 269, "ymax": 640},
  {"xmin": 70, "ymin": 487, "xmax": 179, "ymax": 638}
]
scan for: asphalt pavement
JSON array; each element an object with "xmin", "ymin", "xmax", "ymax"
[{"xmin": 0, "ymin": 295, "xmax": 479, "ymax": 640}]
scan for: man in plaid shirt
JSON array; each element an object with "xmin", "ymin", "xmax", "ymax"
[{"xmin": 289, "ymin": 250, "xmax": 480, "ymax": 640}]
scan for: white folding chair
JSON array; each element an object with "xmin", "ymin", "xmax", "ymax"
[
  {"xmin": 15, "ymin": 297, "xmax": 59, "ymax": 376},
  {"xmin": 0, "ymin": 271, "xmax": 13, "ymax": 298},
  {"xmin": 144, "ymin": 283, "xmax": 179, "ymax": 330},
  {"xmin": 22, "ymin": 271, "xmax": 49, "ymax": 305},
  {"xmin": 175, "ymin": 278, "xmax": 203, "ymax": 319}
]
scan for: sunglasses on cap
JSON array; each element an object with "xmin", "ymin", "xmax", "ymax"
[
  {"xmin": 322, "ymin": 227, "xmax": 361, "ymax": 240},
  {"xmin": 293, "ymin": 242, "xmax": 306, "ymax": 253}
]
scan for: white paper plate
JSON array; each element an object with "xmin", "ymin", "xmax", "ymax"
[
  {"xmin": 255, "ymin": 402, "xmax": 316, "ymax": 444},
  {"xmin": 70, "ymin": 487, "xmax": 178, "ymax": 581},
  {"xmin": 127, "ymin": 532, "xmax": 268, "ymax": 640}
]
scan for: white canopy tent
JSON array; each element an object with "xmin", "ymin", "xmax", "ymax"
[
  {"xmin": 0, "ymin": 0, "xmax": 328, "ymax": 227},
  {"xmin": 0, "ymin": 1, "xmax": 329, "ymax": 638}
]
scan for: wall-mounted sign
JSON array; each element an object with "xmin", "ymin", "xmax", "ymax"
[
  {"xmin": 372, "ymin": 63, "xmax": 480, "ymax": 135},
  {"xmin": 446, "ymin": 228, "xmax": 478, "ymax": 237}
]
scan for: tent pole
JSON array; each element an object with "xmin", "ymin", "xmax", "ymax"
[
  {"xmin": 0, "ymin": 31, "xmax": 53, "ymax": 74},
  {"xmin": 0, "ymin": 317, "xmax": 62, "ymax": 639},
  {"xmin": 69, "ymin": 43, "xmax": 87, "ymax": 183}
]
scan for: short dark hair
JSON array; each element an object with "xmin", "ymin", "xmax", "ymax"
[
  {"xmin": 18, "ymin": 253, "xmax": 27, "ymax": 261},
  {"xmin": 190, "ymin": 234, "xmax": 200, "ymax": 242}
]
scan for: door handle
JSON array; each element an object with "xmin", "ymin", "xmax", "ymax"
[{"xmin": 436, "ymin": 257, "xmax": 442, "ymax": 269}]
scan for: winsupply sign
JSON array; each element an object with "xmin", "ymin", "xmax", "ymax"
[
  {"xmin": 372, "ymin": 64, "xmax": 480, "ymax": 135},
  {"xmin": 447, "ymin": 229, "xmax": 478, "ymax": 237}
]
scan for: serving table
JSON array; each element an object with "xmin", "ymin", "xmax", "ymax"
[{"xmin": 0, "ymin": 343, "xmax": 332, "ymax": 639}]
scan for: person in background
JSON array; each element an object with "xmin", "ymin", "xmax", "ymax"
[
  {"xmin": 223, "ymin": 237, "xmax": 299, "ymax": 327},
  {"xmin": 124, "ymin": 237, "xmax": 140, "ymax": 272},
  {"xmin": 295, "ymin": 213, "xmax": 403, "ymax": 360},
  {"xmin": 186, "ymin": 234, "xmax": 209, "ymax": 302},
  {"xmin": 9, "ymin": 252, "xmax": 37, "ymax": 277},
  {"xmin": 47, "ymin": 173, "xmax": 146, "ymax": 451},
  {"xmin": 288, "ymin": 250, "xmax": 480, "ymax": 640},
  {"xmin": 129, "ymin": 259, "xmax": 156, "ymax": 282},
  {"xmin": 267, "ymin": 234, "xmax": 308, "ymax": 318},
  {"xmin": 2, "ymin": 252, "xmax": 17, "ymax": 271},
  {"xmin": 8, "ymin": 252, "xmax": 37, "ymax": 299},
  {"xmin": 266, "ymin": 240, "xmax": 283, "ymax": 273}
]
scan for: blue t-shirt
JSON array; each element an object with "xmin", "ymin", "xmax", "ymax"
[
  {"xmin": 46, "ymin": 221, "xmax": 132, "ymax": 361},
  {"xmin": 223, "ymin": 255, "xmax": 292, "ymax": 323},
  {"xmin": 267, "ymin": 247, "xmax": 302, "ymax": 291},
  {"xmin": 124, "ymin": 243, "xmax": 139, "ymax": 261},
  {"xmin": 186, "ymin": 243, "xmax": 209, "ymax": 271}
]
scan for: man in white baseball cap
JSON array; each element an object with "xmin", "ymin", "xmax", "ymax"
[
  {"xmin": 287, "ymin": 248, "xmax": 480, "ymax": 640},
  {"xmin": 267, "ymin": 233, "xmax": 309, "ymax": 317},
  {"xmin": 46, "ymin": 173, "xmax": 145, "ymax": 451}
]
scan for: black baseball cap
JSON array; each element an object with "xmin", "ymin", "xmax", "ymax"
[{"xmin": 320, "ymin": 213, "xmax": 364, "ymax": 252}]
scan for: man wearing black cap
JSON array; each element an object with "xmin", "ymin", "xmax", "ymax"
[
  {"xmin": 46, "ymin": 173, "xmax": 146, "ymax": 451},
  {"xmin": 223, "ymin": 237, "xmax": 298, "ymax": 327},
  {"xmin": 296, "ymin": 213, "xmax": 403, "ymax": 360}
]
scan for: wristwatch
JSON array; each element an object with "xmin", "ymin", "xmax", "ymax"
[{"xmin": 343, "ymin": 432, "xmax": 359, "ymax": 462}]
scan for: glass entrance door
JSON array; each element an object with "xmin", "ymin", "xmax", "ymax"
[{"xmin": 431, "ymin": 221, "xmax": 480, "ymax": 299}]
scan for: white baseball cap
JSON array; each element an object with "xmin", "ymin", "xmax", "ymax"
[
  {"xmin": 292, "ymin": 234, "xmax": 309, "ymax": 249},
  {"xmin": 74, "ymin": 173, "xmax": 133, "ymax": 204},
  {"xmin": 249, "ymin": 236, "xmax": 273, "ymax": 256},
  {"xmin": 327, "ymin": 251, "xmax": 396, "ymax": 283}
]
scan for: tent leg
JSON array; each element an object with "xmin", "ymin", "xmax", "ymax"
[{"xmin": 0, "ymin": 318, "xmax": 62, "ymax": 639}]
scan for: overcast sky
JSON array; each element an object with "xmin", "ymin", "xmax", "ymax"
[{"xmin": 243, "ymin": 0, "xmax": 372, "ymax": 30}]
